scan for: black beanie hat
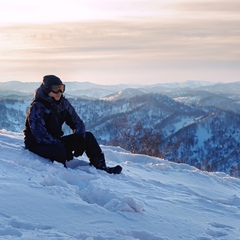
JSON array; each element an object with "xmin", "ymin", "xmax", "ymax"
[
  {"xmin": 43, "ymin": 75, "xmax": 63, "ymax": 86},
  {"xmin": 41, "ymin": 75, "xmax": 63, "ymax": 94}
]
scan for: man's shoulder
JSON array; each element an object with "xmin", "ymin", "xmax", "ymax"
[{"xmin": 33, "ymin": 98, "xmax": 51, "ymax": 109}]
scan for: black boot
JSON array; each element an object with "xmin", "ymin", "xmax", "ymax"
[{"xmin": 90, "ymin": 153, "xmax": 122, "ymax": 174}]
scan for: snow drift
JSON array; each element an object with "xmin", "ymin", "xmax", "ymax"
[{"xmin": 0, "ymin": 129, "xmax": 240, "ymax": 240}]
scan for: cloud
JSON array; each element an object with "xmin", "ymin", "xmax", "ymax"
[
  {"xmin": 2, "ymin": 19, "xmax": 237, "ymax": 61},
  {"xmin": 0, "ymin": 0, "xmax": 239, "ymax": 84},
  {"xmin": 177, "ymin": 0, "xmax": 240, "ymax": 11}
]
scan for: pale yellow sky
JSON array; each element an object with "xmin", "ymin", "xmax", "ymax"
[{"xmin": 0, "ymin": 0, "xmax": 239, "ymax": 84}]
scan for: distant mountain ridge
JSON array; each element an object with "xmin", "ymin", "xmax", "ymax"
[
  {"xmin": 0, "ymin": 80, "xmax": 216, "ymax": 99},
  {"xmin": 1, "ymin": 80, "xmax": 240, "ymax": 99}
]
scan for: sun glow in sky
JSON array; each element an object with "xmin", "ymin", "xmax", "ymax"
[
  {"xmin": 0, "ymin": 0, "xmax": 180, "ymax": 24},
  {"xmin": 0, "ymin": 0, "xmax": 239, "ymax": 84}
]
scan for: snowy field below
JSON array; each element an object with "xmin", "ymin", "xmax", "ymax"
[{"xmin": 0, "ymin": 129, "xmax": 240, "ymax": 240}]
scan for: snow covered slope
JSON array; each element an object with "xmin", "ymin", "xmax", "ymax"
[{"xmin": 0, "ymin": 129, "xmax": 240, "ymax": 240}]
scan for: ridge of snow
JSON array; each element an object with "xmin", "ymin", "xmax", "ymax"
[{"xmin": 0, "ymin": 129, "xmax": 240, "ymax": 240}]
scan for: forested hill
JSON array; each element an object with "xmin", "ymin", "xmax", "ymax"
[{"xmin": 0, "ymin": 81, "xmax": 240, "ymax": 177}]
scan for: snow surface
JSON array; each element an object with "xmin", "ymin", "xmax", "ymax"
[{"xmin": 0, "ymin": 129, "xmax": 240, "ymax": 240}]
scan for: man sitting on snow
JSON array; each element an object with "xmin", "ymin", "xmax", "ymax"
[{"xmin": 23, "ymin": 75, "xmax": 122, "ymax": 174}]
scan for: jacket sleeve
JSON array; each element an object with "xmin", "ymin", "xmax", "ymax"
[
  {"xmin": 27, "ymin": 102, "xmax": 62, "ymax": 145},
  {"xmin": 64, "ymin": 99, "xmax": 86, "ymax": 136}
]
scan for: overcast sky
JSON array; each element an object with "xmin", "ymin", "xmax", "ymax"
[{"xmin": 0, "ymin": 0, "xmax": 239, "ymax": 85}]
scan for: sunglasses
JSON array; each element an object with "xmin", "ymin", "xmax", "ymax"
[{"xmin": 51, "ymin": 84, "xmax": 65, "ymax": 93}]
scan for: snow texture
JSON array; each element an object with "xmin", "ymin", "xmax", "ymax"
[{"xmin": 0, "ymin": 129, "xmax": 240, "ymax": 240}]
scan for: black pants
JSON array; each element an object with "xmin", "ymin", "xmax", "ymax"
[{"xmin": 29, "ymin": 132, "xmax": 103, "ymax": 166}]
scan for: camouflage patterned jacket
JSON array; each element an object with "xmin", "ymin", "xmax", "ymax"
[{"xmin": 23, "ymin": 87, "xmax": 86, "ymax": 149}]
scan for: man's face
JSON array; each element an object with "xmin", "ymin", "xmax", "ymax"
[{"xmin": 48, "ymin": 91, "xmax": 62, "ymax": 101}]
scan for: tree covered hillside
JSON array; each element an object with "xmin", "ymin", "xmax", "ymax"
[{"xmin": 1, "ymin": 81, "xmax": 240, "ymax": 177}]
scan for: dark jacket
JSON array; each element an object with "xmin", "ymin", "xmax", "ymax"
[{"xmin": 23, "ymin": 87, "xmax": 85, "ymax": 149}]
